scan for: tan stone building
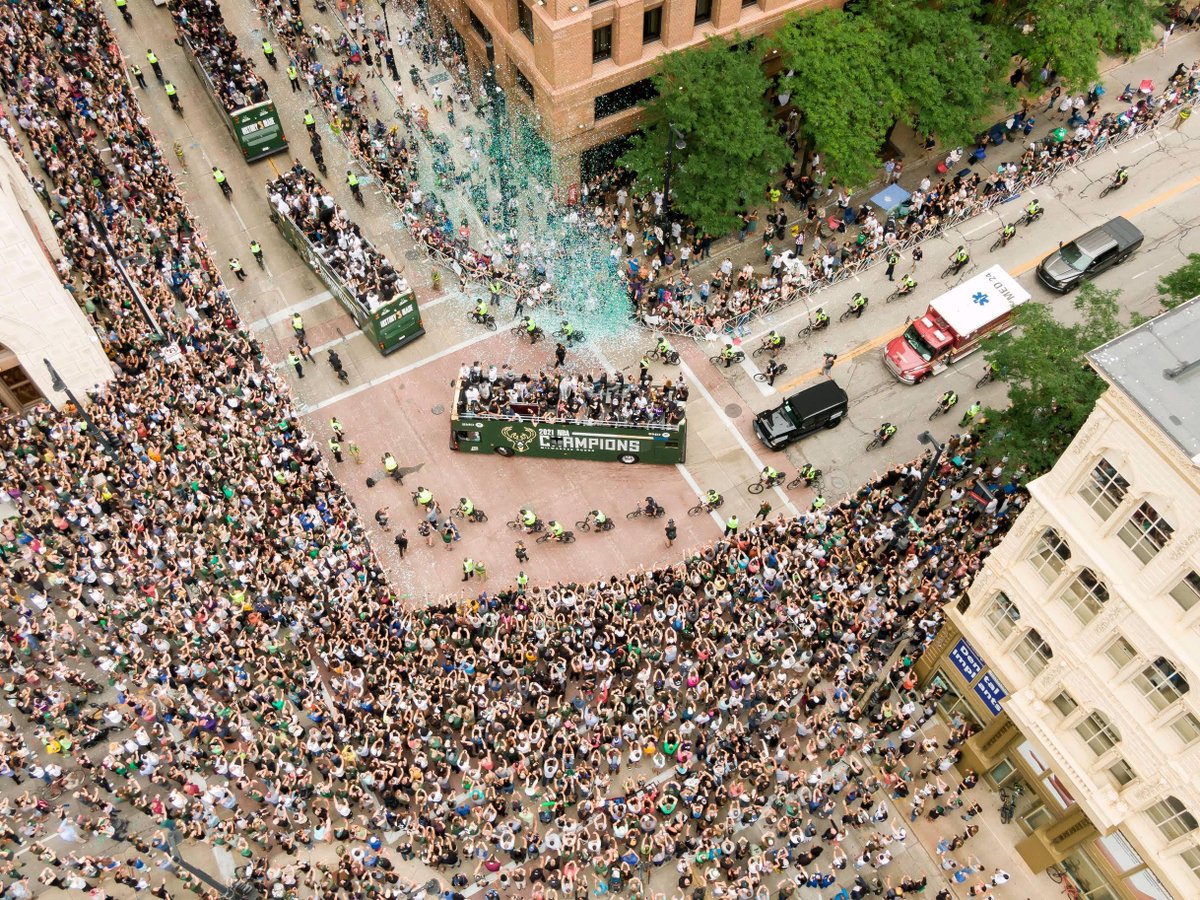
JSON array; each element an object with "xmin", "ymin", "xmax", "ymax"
[
  {"xmin": 428, "ymin": 0, "xmax": 835, "ymax": 180},
  {"xmin": 0, "ymin": 145, "xmax": 113, "ymax": 413},
  {"xmin": 915, "ymin": 299, "xmax": 1200, "ymax": 900}
]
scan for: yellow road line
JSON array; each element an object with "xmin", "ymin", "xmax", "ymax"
[
  {"xmin": 773, "ymin": 171, "xmax": 1200, "ymax": 395},
  {"xmin": 268, "ymin": 157, "xmax": 281, "ymax": 177}
]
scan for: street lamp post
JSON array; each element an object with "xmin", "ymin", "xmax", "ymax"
[
  {"xmin": 893, "ymin": 430, "xmax": 946, "ymax": 548},
  {"xmin": 43, "ymin": 358, "xmax": 116, "ymax": 458},
  {"xmin": 86, "ymin": 212, "xmax": 164, "ymax": 342},
  {"xmin": 660, "ymin": 123, "xmax": 686, "ymax": 225}
]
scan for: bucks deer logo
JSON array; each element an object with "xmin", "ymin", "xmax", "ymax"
[{"xmin": 500, "ymin": 425, "xmax": 537, "ymax": 453}]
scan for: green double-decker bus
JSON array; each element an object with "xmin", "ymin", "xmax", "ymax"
[
  {"xmin": 269, "ymin": 180, "xmax": 425, "ymax": 354},
  {"xmin": 178, "ymin": 35, "xmax": 288, "ymax": 161},
  {"xmin": 450, "ymin": 384, "xmax": 686, "ymax": 465}
]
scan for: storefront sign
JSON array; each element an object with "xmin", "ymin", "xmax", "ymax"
[
  {"xmin": 974, "ymin": 672, "xmax": 1008, "ymax": 716},
  {"xmin": 949, "ymin": 638, "xmax": 985, "ymax": 682}
]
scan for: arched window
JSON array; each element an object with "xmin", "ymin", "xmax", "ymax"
[
  {"xmin": 1061, "ymin": 569, "xmax": 1109, "ymax": 624},
  {"xmin": 1134, "ymin": 657, "xmax": 1190, "ymax": 713},
  {"xmin": 1029, "ymin": 528, "xmax": 1071, "ymax": 584},
  {"xmin": 1146, "ymin": 796, "xmax": 1198, "ymax": 842},
  {"xmin": 0, "ymin": 345, "xmax": 44, "ymax": 413},
  {"xmin": 1014, "ymin": 629, "xmax": 1053, "ymax": 676},
  {"xmin": 1075, "ymin": 711, "xmax": 1120, "ymax": 756}
]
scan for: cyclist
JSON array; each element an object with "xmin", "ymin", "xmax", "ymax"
[
  {"xmin": 250, "ymin": 240, "xmax": 263, "ymax": 266},
  {"xmin": 877, "ymin": 422, "xmax": 898, "ymax": 445},
  {"xmin": 950, "ymin": 245, "xmax": 969, "ymax": 272},
  {"xmin": 897, "ymin": 274, "xmax": 918, "ymax": 296},
  {"xmin": 1113, "ymin": 165, "xmax": 1129, "ymax": 187},
  {"xmin": 760, "ymin": 465, "xmax": 781, "ymax": 488},
  {"xmin": 520, "ymin": 315, "xmax": 539, "ymax": 337},
  {"xmin": 589, "ymin": 509, "xmax": 609, "ymax": 529},
  {"xmin": 813, "ymin": 307, "xmax": 830, "ymax": 328},
  {"xmin": 520, "ymin": 507, "xmax": 538, "ymax": 532},
  {"xmin": 1025, "ymin": 198, "xmax": 1043, "ymax": 221},
  {"xmin": 547, "ymin": 520, "xmax": 566, "ymax": 541},
  {"xmin": 643, "ymin": 496, "xmax": 662, "ymax": 517},
  {"xmin": 763, "ymin": 358, "xmax": 784, "ymax": 386},
  {"xmin": 656, "ymin": 335, "xmax": 673, "ymax": 358},
  {"xmin": 1000, "ymin": 222, "xmax": 1016, "ymax": 244},
  {"xmin": 560, "ymin": 320, "xmax": 575, "ymax": 340},
  {"xmin": 703, "ymin": 489, "xmax": 722, "ymax": 510},
  {"xmin": 458, "ymin": 497, "xmax": 475, "ymax": 518},
  {"xmin": 212, "ymin": 166, "xmax": 230, "ymax": 196},
  {"xmin": 472, "ymin": 297, "xmax": 490, "ymax": 323},
  {"xmin": 765, "ymin": 330, "xmax": 785, "ymax": 355},
  {"xmin": 414, "ymin": 486, "xmax": 434, "ymax": 508},
  {"xmin": 938, "ymin": 390, "xmax": 959, "ymax": 412},
  {"xmin": 849, "ymin": 292, "xmax": 868, "ymax": 318},
  {"xmin": 798, "ymin": 463, "xmax": 820, "ymax": 485},
  {"xmin": 328, "ymin": 349, "xmax": 345, "ymax": 373},
  {"xmin": 720, "ymin": 343, "xmax": 739, "ymax": 368}
]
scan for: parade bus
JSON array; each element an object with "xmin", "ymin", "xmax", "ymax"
[
  {"xmin": 178, "ymin": 35, "xmax": 288, "ymax": 162},
  {"xmin": 269, "ymin": 177, "xmax": 425, "ymax": 355},
  {"xmin": 449, "ymin": 384, "xmax": 687, "ymax": 465}
]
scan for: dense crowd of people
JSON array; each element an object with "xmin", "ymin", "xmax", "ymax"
[
  {"xmin": 455, "ymin": 365, "xmax": 686, "ymax": 426},
  {"xmin": 269, "ymin": 166, "xmax": 411, "ymax": 314},
  {"xmin": 172, "ymin": 0, "xmax": 270, "ymax": 113}
]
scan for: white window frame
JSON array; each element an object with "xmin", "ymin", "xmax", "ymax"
[
  {"xmin": 1133, "ymin": 656, "xmax": 1191, "ymax": 714},
  {"xmin": 1029, "ymin": 528, "xmax": 1071, "ymax": 584},
  {"xmin": 1061, "ymin": 568, "xmax": 1109, "ymax": 625},
  {"xmin": 1146, "ymin": 796, "xmax": 1199, "ymax": 843},
  {"xmin": 1014, "ymin": 629, "xmax": 1053, "ymax": 676},
  {"xmin": 1118, "ymin": 501, "xmax": 1174, "ymax": 564},
  {"xmin": 1078, "ymin": 457, "xmax": 1130, "ymax": 520}
]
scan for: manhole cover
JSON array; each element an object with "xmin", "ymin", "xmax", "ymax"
[
  {"xmin": 431, "ymin": 404, "xmax": 444, "ymax": 415},
  {"xmin": 724, "ymin": 403, "xmax": 742, "ymax": 418}
]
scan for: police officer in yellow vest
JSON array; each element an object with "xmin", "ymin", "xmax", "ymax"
[
  {"xmin": 347, "ymin": 170, "xmax": 361, "ymax": 202},
  {"xmin": 164, "ymin": 80, "xmax": 180, "ymax": 111},
  {"xmin": 261, "ymin": 38, "xmax": 276, "ymax": 68},
  {"xmin": 146, "ymin": 49, "xmax": 162, "ymax": 81},
  {"xmin": 327, "ymin": 437, "xmax": 343, "ymax": 463},
  {"xmin": 228, "ymin": 258, "xmax": 245, "ymax": 281},
  {"xmin": 287, "ymin": 64, "xmax": 300, "ymax": 92},
  {"xmin": 462, "ymin": 558, "xmax": 475, "ymax": 581},
  {"xmin": 516, "ymin": 571, "xmax": 528, "ymax": 592},
  {"xmin": 130, "ymin": 63, "xmax": 146, "ymax": 89},
  {"xmin": 304, "ymin": 110, "xmax": 316, "ymax": 133},
  {"xmin": 382, "ymin": 452, "xmax": 400, "ymax": 482},
  {"xmin": 811, "ymin": 495, "xmax": 826, "ymax": 512},
  {"xmin": 724, "ymin": 514, "xmax": 739, "ymax": 537}
]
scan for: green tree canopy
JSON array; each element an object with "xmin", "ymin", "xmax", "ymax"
[
  {"xmin": 976, "ymin": 284, "xmax": 1133, "ymax": 475},
  {"xmin": 1157, "ymin": 253, "xmax": 1200, "ymax": 309},
  {"xmin": 868, "ymin": 0, "xmax": 1010, "ymax": 148},
  {"xmin": 772, "ymin": 9, "xmax": 901, "ymax": 189},
  {"xmin": 984, "ymin": 0, "xmax": 1157, "ymax": 91},
  {"xmin": 618, "ymin": 36, "xmax": 791, "ymax": 235}
]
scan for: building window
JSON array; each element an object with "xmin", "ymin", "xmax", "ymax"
[
  {"xmin": 742, "ymin": 0, "xmax": 758, "ymax": 7},
  {"xmin": 1075, "ymin": 711, "xmax": 1121, "ymax": 756},
  {"xmin": 1104, "ymin": 636, "xmax": 1138, "ymax": 670},
  {"xmin": 1061, "ymin": 569, "xmax": 1109, "ymax": 625},
  {"xmin": 1051, "ymin": 691, "xmax": 1078, "ymax": 717},
  {"xmin": 592, "ymin": 24, "xmax": 612, "ymax": 61},
  {"xmin": 1106, "ymin": 758, "xmax": 1136, "ymax": 787},
  {"xmin": 1134, "ymin": 656, "xmax": 1190, "ymax": 713},
  {"xmin": 1170, "ymin": 571, "xmax": 1200, "ymax": 613},
  {"xmin": 1078, "ymin": 458, "xmax": 1129, "ymax": 520},
  {"xmin": 0, "ymin": 346, "xmax": 43, "ymax": 413},
  {"xmin": 469, "ymin": 9, "xmax": 491, "ymax": 41},
  {"xmin": 1170, "ymin": 712, "xmax": 1200, "ymax": 746},
  {"xmin": 1146, "ymin": 796, "xmax": 1198, "ymax": 842},
  {"xmin": 1014, "ymin": 629, "xmax": 1053, "ymax": 676},
  {"xmin": 1029, "ymin": 528, "xmax": 1071, "ymax": 584},
  {"xmin": 1181, "ymin": 846, "xmax": 1200, "ymax": 880},
  {"xmin": 983, "ymin": 592, "xmax": 1021, "ymax": 640},
  {"xmin": 643, "ymin": 6, "xmax": 662, "ymax": 42},
  {"xmin": 517, "ymin": 1, "xmax": 535, "ymax": 43},
  {"xmin": 1118, "ymin": 501, "xmax": 1174, "ymax": 564},
  {"xmin": 694, "ymin": 0, "xmax": 712, "ymax": 23},
  {"xmin": 514, "ymin": 67, "xmax": 534, "ymax": 99},
  {"xmin": 594, "ymin": 77, "xmax": 656, "ymax": 119}
]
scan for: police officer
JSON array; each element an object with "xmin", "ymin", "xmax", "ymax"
[
  {"xmin": 516, "ymin": 570, "xmax": 528, "ymax": 592},
  {"xmin": 959, "ymin": 399, "xmax": 982, "ymax": 427},
  {"xmin": 146, "ymin": 49, "xmax": 162, "ymax": 81},
  {"xmin": 462, "ymin": 558, "xmax": 474, "ymax": 582},
  {"xmin": 115, "ymin": 0, "xmax": 131, "ymax": 23},
  {"xmin": 304, "ymin": 110, "xmax": 316, "ymax": 134},
  {"xmin": 291, "ymin": 312, "xmax": 305, "ymax": 341},
  {"xmin": 885, "ymin": 249, "xmax": 900, "ymax": 281},
  {"xmin": 287, "ymin": 350, "xmax": 304, "ymax": 378},
  {"xmin": 346, "ymin": 170, "xmax": 362, "ymax": 202},
  {"xmin": 382, "ymin": 452, "xmax": 401, "ymax": 481},
  {"xmin": 327, "ymin": 437, "xmax": 343, "ymax": 463},
  {"xmin": 261, "ymin": 38, "xmax": 276, "ymax": 68},
  {"xmin": 811, "ymin": 495, "xmax": 826, "ymax": 512},
  {"xmin": 488, "ymin": 279, "xmax": 502, "ymax": 307},
  {"xmin": 164, "ymin": 80, "xmax": 180, "ymax": 112},
  {"xmin": 330, "ymin": 417, "xmax": 346, "ymax": 441},
  {"xmin": 724, "ymin": 514, "xmax": 739, "ymax": 537},
  {"xmin": 212, "ymin": 166, "xmax": 229, "ymax": 196},
  {"xmin": 228, "ymin": 258, "xmax": 245, "ymax": 281},
  {"xmin": 287, "ymin": 64, "xmax": 300, "ymax": 92},
  {"xmin": 130, "ymin": 64, "xmax": 146, "ymax": 89},
  {"xmin": 249, "ymin": 240, "xmax": 263, "ymax": 266}
]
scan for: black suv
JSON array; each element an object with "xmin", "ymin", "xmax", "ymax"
[{"xmin": 1037, "ymin": 216, "xmax": 1144, "ymax": 292}]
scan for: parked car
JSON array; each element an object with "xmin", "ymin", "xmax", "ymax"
[{"xmin": 1036, "ymin": 216, "xmax": 1144, "ymax": 292}]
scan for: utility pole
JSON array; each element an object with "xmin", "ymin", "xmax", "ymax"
[{"xmin": 43, "ymin": 358, "xmax": 115, "ymax": 459}]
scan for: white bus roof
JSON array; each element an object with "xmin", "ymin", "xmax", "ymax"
[{"xmin": 930, "ymin": 266, "xmax": 1030, "ymax": 337}]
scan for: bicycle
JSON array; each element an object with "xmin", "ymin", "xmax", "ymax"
[
  {"xmin": 751, "ymin": 340, "xmax": 781, "ymax": 359},
  {"xmin": 506, "ymin": 517, "xmax": 544, "ymax": 533},
  {"xmin": 999, "ymin": 782, "xmax": 1023, "ymax": 824},
  {"xmin": 536, "ymin": 529, "xmax": 576, "ymax": 544},
  {"xmin": 885, "ymin": 283, "xmax": 917, "ymax": 303},
  {"xmin": 469, "ymin": 311, "xmax": 497, "ymax": 331},
  {"xmin": 687, "ymin": 496, "xmax": 724, "ymax": 516},
  {"xmin": 1048, "ymin": 869, "xmax": 1082, "ymax": 900},
  {"xmin": 575, "ymin": 514, "xmax": 615, "ymax": 532},
  {"xmin": 838, "ymin": 300, "xmax": 867, "ymax": 323},
  {"xmin": 753, "ymin": 363, "xmax": 787, "ymax": 382},
  {"xmin": 748, "ymin": 474, "xmax": 785, "ymax": 495},
  {"xmin": 976, "ymin": 365, "xmax": 996, "ymax": 388},
  {"xmin": 928, "ymin": 401, "xmax": 956, "ymax": 421},
  {"xmin": 710, "ymin": 350, "xmax": 745, "ymax": 366},
  {"xmin": 865, "ymin": 430, "xmax": 897, "ymax": 451},
  {"xmin": 990, "ymin": 228, "xmax": 1017, "ymax": 252},
  {"xmin": 940, "ymin": 259, "xmax": 969, "ymax": 279},
  {"xmin": 556, "ymin": 328, "xmax": 585, "ymax": 345},
  {"xmin": 626, "ymin": 504, "xmax": 666, "ymax": 520},
  {"xmin": 646, "ymin": 347, "xmax": 680, "ymax": 365},
  {"xmin": 786, "ymin": 468, "xmax": 822, "ymax": 490},
  {"xmin": 450, "ymin": 507, "xmax": 488, "ymax": 523},
  {"xmin": 510, "ymin": 325, "xmax": 544, "ymax": 344},
  {"xmin": 797, "ymin": 319, "xmax": 830, "ymax": 338},
  {"xmin": 218, "ymin": 180, "xmax": 232, "ymax": 200},
  {"xmin": 1018, "ymin": 208, "xmax": 1044, "ymax": 227}
]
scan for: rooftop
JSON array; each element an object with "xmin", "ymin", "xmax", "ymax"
[{"xmin": 1087, "ymin": 297, "xmax": 1200, "ymax": 464}]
